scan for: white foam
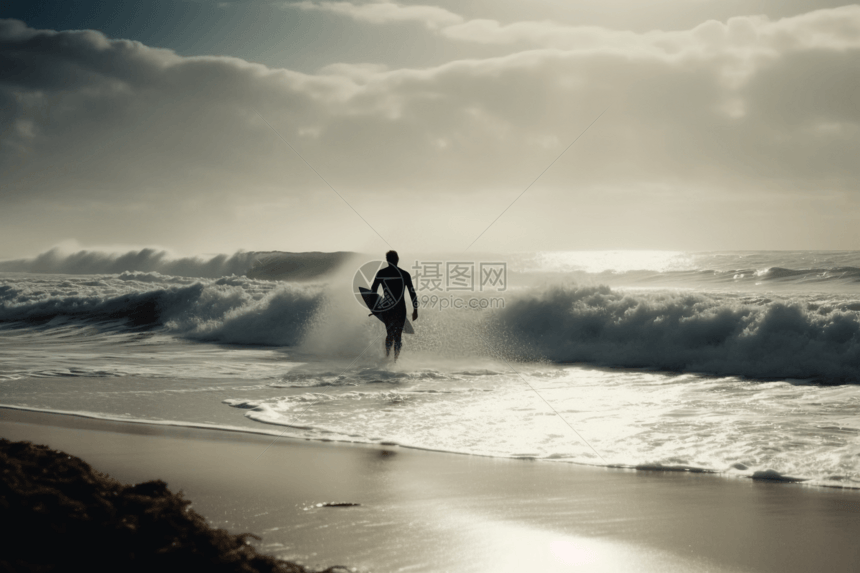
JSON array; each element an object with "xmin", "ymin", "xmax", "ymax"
[{"xmin": 487, "ymin": 284, "xmax": 860, "ymax": 381}]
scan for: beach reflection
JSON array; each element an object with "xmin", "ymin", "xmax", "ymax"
[{"xmin": 414, "ymin": 509, "xmax": 740, "ymax": 573}]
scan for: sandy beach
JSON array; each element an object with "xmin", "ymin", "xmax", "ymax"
[
  {"xmin": 5, "ymin": 2, "xmax": 860, "ymax": 571},
  {"xmin": 2, "ymin": 407, "xmax": 858, "ymax": 573}
]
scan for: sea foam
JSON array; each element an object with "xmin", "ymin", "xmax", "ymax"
[
  {"xmin": 489, "ymin": 284, "xmax": 860, "ymax": 381},
  {"xmin": 3, "ymin": 254, "xmax": 860, "ymax": 381}
]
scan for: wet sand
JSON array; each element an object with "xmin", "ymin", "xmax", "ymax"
[{"xmin": 1, "ymin": 407, "xmax": 858, "ymax": 572}]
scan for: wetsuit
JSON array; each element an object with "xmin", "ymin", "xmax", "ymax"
[{"xmin": 371, "ymin": 264, "xmax": 418, "ymax": 355}]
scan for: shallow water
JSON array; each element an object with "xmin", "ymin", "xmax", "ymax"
[{"xmin": 2, "ymin": 249, "xmax": 859, "ymax": 487}]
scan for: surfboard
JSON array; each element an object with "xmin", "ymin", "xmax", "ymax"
[{"xmin": 358, "ymin": 287, "xmax": 414, "ymax": 334}]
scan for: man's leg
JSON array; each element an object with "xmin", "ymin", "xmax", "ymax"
[
  {"xmin": 385, "ymin": 311, "xmax": 406, "ymax": 360},
  {"xmin": 384, "ymin": 325, "xmax": 395, "ymax": 357},
  {"xmin": 393, "ymin": 325, "xmax": 403, "ymax": 361}
]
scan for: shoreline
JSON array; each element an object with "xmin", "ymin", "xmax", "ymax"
[
  {"xmin": 2, "ymin": 403, "xmax": 855, "ymax": 491},
  {"xmin": 0, "ymin": 436, "xmax": 334, "ymax": 573},
  {"xmin": 2, "ymin": 407, "xmax": 859, "ymax": 572}
]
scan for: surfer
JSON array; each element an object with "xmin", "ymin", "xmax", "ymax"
[{"xmin": 371, "ymin": 250, "xmax": 418, "ymax": 361}]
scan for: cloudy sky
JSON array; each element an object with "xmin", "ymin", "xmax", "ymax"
[{"xmin": 1, "ymin": 0, "xmax": 858, "ymax": 258}]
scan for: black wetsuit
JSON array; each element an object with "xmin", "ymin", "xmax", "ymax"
[{"xmin": 371, "ymin": 264, "xmax": 418, "ymax": 354}]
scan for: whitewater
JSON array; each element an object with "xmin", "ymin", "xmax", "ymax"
[{"xmin": 1, "ymin": 249, "xmax": 858, "ymax": 488}]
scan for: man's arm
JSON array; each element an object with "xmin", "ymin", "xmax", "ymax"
[{"xmin": 405, "ymin": 273, "xmax": 418, "ymax": 321}]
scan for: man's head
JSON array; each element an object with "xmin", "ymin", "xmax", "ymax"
[{"xmin": 386, "ymin": 250, "xmax": 399, "ymax": 265}]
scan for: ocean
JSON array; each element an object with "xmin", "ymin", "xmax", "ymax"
[{"xmin": 1, "ymin": 249, "xmax": 858, "ymax": 488}]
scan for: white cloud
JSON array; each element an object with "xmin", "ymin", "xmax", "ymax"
[
  {"xmin": 441, "ymin": 6, "xmax": 860, "ymax": 54},
  {"xmin": 1, "ymin": 7, "xmax": 859, "ymax": 252},
  {"xmin": 289, "ymin": 1, "xmax": 463, "ymax": 29},
  {"xmin": 287, "ymin": 2, "xmax": 860, "ymax": 58}
]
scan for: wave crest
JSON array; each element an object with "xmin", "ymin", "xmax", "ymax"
[
  {"xmin": 0, "ymin": 278, "xmax": 324, "ymax": 346},
  {"xmin": 491, "ymin": 285, "xmax": 860, "ymax": 381},
  {"xmin": 0, "ymin": 247, "xmax": 355, "ymax": 280}
]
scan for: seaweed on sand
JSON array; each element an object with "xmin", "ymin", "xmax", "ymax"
[{"xmin": 0, "ymin": 439, "xmax": 348, "ymax": 573}]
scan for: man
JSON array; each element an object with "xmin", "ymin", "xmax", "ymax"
[{"xmin": 371, "ymin": 250, "xmax": 418, "ymax": 361}]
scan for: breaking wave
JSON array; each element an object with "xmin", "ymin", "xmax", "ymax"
[
  {"xmin": 0, "ymin": 278, "xmax": 324, "ymax": 346},
  {"xmin": 490, "ymin": 285, "xmax": 860, "ymax": 382},
  {"xmin": 0, "ymin": 248, "xmax": 356, "ymax": 281},
  {"xmin": 2, "ymin": 260, "xmax": 860, "ymax": 381}
]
